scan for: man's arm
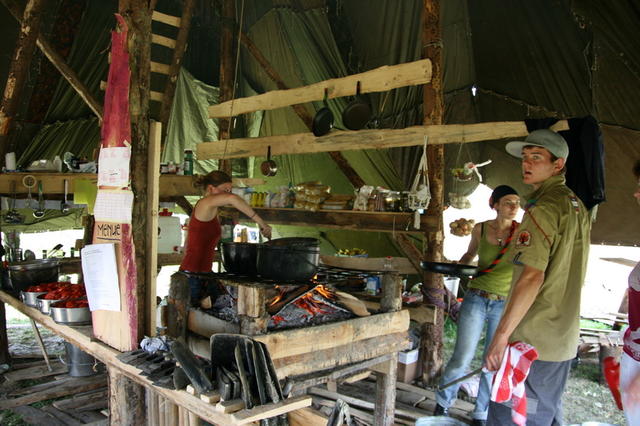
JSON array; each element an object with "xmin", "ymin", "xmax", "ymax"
[{"xmin": 484, "ymin": 264, "xmax": 545, "ymax": 371}]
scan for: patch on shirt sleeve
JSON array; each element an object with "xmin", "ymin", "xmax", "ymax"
[
  {"xmin": 569, "ymin": 195, "xmax": 580, "ymax": 213},
  {"xmin": 515, "ymin": 230, "xmax": 532, "ymax": 248}
]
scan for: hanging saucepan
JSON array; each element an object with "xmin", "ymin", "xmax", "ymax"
[
  {"xmin": 342, "ymin": 81, "xmax": 371, "ymax": 130},
  {"xmin": 420, "ymin": 261, "xmax": 478, "ymax": 279},
  {"xmin": 260, "ymin": 146, "xmax": 277, "ymax": 177},
  {"xmin": 312, "ymin": 88, "xmax": 334, "ymax": 137}
]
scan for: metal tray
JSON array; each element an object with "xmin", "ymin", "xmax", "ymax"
[{"xmin": 50, "ymin": 303, "xmax": 91, "ymax": 325}]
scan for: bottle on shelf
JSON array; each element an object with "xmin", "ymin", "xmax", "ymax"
[{"xmin": 183, "ymin": 150, "xmax": 194, "ymax": 176}]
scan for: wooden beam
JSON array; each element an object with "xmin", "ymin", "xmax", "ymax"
[
  {"xmin": 0, "ymin": 302, "xmax": 9, "ymax": 364},
  {"xmin": 0, "ymin": 0, "xmax": 46, "ymax": 164},
  {"xmin": 0, "ymin": 173, "xmax": 265, "ymax": 196},
  {"xmin": 253, "ymin": 310, "xmax": 409, "ymax": 360},
  {"xmin": 152, "ymin": 10, "xmax": 181, "ymax": 27},
  {"xmin": 217, "ymin": 0, "xmax": 235, "ymax": 175},
  {"xmin": 152, "ymin": 33, "xmax": 176, "ymax": 49},
  {"xmin": 197, "ymin": 120, "xmax": 569, "ymax": 159},
  {"xmin": 421, "ymin": 0, "xmax": 445, "ymax": 386},
  {"xmin": 208, "ymin": 59, "xmax": 432, "ymax": 118},
  {"xmin": 220, "ymin": 207, "xmax": 437, "ymax": 234},
  {"xmin": 151, "ymin": 61, "xmax": 170, "ymax": 75},
  {"xmin": 159, "ymin": 0, "xmax": 195, "ymax": 144},
  {"xmin": 392, "ymin": 234, "xmax": 423, "ymax": 276},
  {"xmin": 373, "ymin": 355, "xmax": 398, "ymax": 426},
  {"xmin": 145, "ymin": 121, "xmax": 161, "ymax": 336},
  {"xmin": 320, "ymin": 255, "xmax": 418, "ymax": 274}
]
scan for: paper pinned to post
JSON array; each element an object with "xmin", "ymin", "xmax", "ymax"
[
  {"xmin": 94, "ymin": 189, "xmax": 134, "ymax": 224},
  {"xmin": 81, "ymin": 243, "xmax": 121, "ymax": 311},
  {"xmin": 98, "ymin": 146, "xmax": 131, "ymax": 187}
]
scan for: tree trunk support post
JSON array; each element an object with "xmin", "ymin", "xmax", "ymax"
[
  {"xmin": 421, "ymin": 0, "xmax": 445, "ymax": 385},
  {"xmin": 0, "ymin": 0, "xmax": 46, "ymax": 166},
  {"xmin": 217, "ymin": 0, "xmax": 235, "ymax": 175}
]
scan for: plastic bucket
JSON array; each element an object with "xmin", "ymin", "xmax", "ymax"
[{"xmin": 64, "ymin": 342, "xmax": 98, "ymax": 377}]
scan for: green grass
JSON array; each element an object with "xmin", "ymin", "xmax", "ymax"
[{"xmin": 580, "ymin": 318, "xmax": 614, "ymax": 330}]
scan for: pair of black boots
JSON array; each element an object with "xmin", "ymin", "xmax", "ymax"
[{"xmin": 433, "ymin": 403, "xmax": 486, "ymax": 426}]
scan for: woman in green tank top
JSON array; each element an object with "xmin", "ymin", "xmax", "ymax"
[{"xmin": 435, "ymin": 185, "xmax": 520, "ymax": 425}]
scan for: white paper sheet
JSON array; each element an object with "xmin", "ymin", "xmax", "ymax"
[
  {"xmin": 81, "ymin": 244, "xmax": 121, "ymax": 312},
  {"xmin": 98, "ymin": 146, "xmax": 131, "ymax": 186},
  {"xmin": 93, "ymin": 190, "xmax": 134, "ymax": 224}
]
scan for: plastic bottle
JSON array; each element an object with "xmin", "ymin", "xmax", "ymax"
[
  {"xmin": 183, "ymin": 150, "xmax": 194, "ymax": 176},
  {"xmin": 383, "ymin": 256, "xmax": 393, "ymax": 271},
  {"xmin": 53, "ymin": 155, "xmax": 63, "ymax": 172}
]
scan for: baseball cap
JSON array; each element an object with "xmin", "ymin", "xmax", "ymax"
[{"xmin": 505, "ymin": 129, "xmax": 569, "ymax": 160}]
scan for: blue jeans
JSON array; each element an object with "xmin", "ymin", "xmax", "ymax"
[{"xmin": 436, "ymin": 290, "xmax": 505, "ymax": 420}]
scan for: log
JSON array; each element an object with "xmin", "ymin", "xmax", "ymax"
[
  {"xmin": 40, "ymin": 406, "xmax": 84, "ymax": 426},
  {"xmin": 374, "ymin": 355, "xmax": 398, "ymax": 426},
  {"xmin": 197, "ymin": 120, "xmax": 570, "ymax": 160},
  {"xmin": 167, "ymin": 272, "xmax": 191, "ymax": 340},
  {"xmin": 52, "ymin": 389, "xmax": 109, "ymax": 411},
  {"xmin": 208, "ymin": 59, "xmax": 432, "ymax": 118},
  {"xmin": 217, "ymin": 0, "xmax": 235, "ymax": 175},
  {"xmin": 11, "ymin": 406, "xmax": 66, "ymax": 426},
  {"xmin": 145, "ymin": 121, "xmax": 161, "ymax": 336},
  {"xmin": 0, "ymin": 0, "xmax": 46, "ymax": 163},
  {"xmin": 0, "ymin": 302, "xmax": 10, "ymax": 364}
]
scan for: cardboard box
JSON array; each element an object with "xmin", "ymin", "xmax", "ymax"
[{"xmin": 397, "ymin": 349, "xmax": 422, "ymax": 383}]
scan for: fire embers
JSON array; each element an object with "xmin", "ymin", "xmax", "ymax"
[{"xmin": 267, "ymin": 284, "xmax": 353, "ymax": 331}]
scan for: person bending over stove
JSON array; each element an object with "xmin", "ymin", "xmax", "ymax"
[
  {"xmin": 179, "ymin": 170, "xmax": 272, "ymax": 303},
  {"xmin": 434, "ymin": 185, "xmax": 520, "ymax": 426}
]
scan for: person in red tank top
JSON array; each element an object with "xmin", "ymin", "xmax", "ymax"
[{"xmin": 179, "ymin": 170, "xmax": 272, "ymax": 302}]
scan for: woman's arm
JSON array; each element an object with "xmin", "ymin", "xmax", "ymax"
[
  {"xmin": 459, "ymin": 222, "xmax": 481, "ymax": 265},
  {"xmin": 202, "ymin": 193, "xmax": 272, "ymax": 238}
]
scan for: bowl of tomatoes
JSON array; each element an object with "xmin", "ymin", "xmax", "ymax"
[
  {"xmin": 36, "ymin": 283, "xmax": 86, "ymax": 315},
  {"xmin": 50, "ymin": 299, "xmax": 91, "ymax": 325},
  {"xmin": 21, "ymin": 282, "xmax": 67, "ymax": 307}
]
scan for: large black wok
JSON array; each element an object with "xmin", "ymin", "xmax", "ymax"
[
  {"xmin": 257, "ymin": 238, "xmax": 320, "ymax": 282},
  {"xmin": 221, "ymin": 242, "xmax": 258, "ymax": 276},
  {"xmin": 420, "ymin": 261, "xmax": 478, "ymax": 279}
]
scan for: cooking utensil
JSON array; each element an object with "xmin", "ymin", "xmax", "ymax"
[
  {"xmin": 4, "ymin": 181, "xmax": 23, "ymax": 224},
  {"xmin": 61, "ymin": 179, "xmax": 70, "ymax": 213},
  {"xmin": 33, "ymin": 181, "xmax": 45, "ymax": 218},
  {"xmin": 49, "ymin": 301, "xmax": 91, "ymax": 325},
  {"xmin": 437, "ymin": 367, "xmax": 485, "ymax": 391},
  {"xmin": 260, "ymin": 146, "xmax": 277, "ymax": 177},
  {"xmin": 221, "ymin": 242, "xmax": 258, "ymax": 276},
  {"xmin": 342, "ymin": 81, "xmax": 371, "ymax": 130},
  {"xmin": 420, "ymin": 261, "xmax": 478, "ymax": 279},
  {"xmin": 37, "ymin": 294, "xmax": 65, "ymax": 315},
  {"xmin": 264, "ymin": 237, "xmax": 319, "ymax": 248},
  {"xmin": 21, "ymin": 290, "xmax": 47, "ymax": 307},
  {"xmin": 46, "ymin": 243, "xmax": 63, "ymax": 258},
  {"xmin": 312, "ymin": 88, "xmax": 334, "ymax": 137},
  {"xmin": 257, "ymin": 244, "xmax": 320, "ymax": 282},
  {"xmin": 7, "ymin": 258, "xmax": 60, "ymax": 293}
]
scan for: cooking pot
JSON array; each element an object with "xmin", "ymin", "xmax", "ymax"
[
  {"xmin": 312, "ymin": 89, "xmax": 334, "ymax": 137},
  {"xmin": 257, "ymin": 244, "xmax": 320, "ymax": 283},
  {"xmin": 342, "ymin": 81, "xmax": 371, "ymax": 130},
  {"xmin": 6, "ymin": 259, "xmax": 60, "ymax": 294},
  {"xmin": 420, "ymin": 261, "xmax": 478, "ymax": 279},
  {"xmin": 260, "ymin": 146, "xmax": 277, "ymax": 177},
  {"xmin": 264, "ymin": 237, "xmax": 319, "ymax": 248},
  {"xmin": 221, "ymin": 242, "xmax": 258, "ymax": 276}
]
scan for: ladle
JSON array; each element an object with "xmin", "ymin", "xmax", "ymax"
[
  {"xmin": 33, "ymin": 181, "xmax": 45, "ymax": 219},
  {"xmin": 61, "ymin": 179, "xmax": 70, "ymax": 213}
]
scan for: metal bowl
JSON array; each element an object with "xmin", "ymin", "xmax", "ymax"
[
  {"xmin": 7, "ymin": 259, "xmax": 60, "ymax": 293},
  {"xmin": 50, "ymin": 302, "xmax": 91, "ymax": 325},
  {"xmin": 37, "ymin": 294, "xmax": 65, "ymax": 315},
  {"xmin": 21, "ymin": 291, "xmax": 47, "ymax": 307}
]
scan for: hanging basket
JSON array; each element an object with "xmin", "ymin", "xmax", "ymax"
[{"xmin": 408, "ymin": 139, "xmax": 431, "ymax": 211}]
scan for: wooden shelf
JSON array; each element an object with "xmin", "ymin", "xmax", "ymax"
[
  {"xmin": 0, "ymin": 173, "xmax": 264, "ymax": 198},
  {"xmin": 220, "ymin": 207, "xmax": 436, "ymax": 233}
]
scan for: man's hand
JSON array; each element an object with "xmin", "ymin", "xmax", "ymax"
[{"xmin": 484, "ymin": 335, "xmax": 508, "ymax": 372}]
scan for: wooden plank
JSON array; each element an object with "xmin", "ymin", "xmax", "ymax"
[
  {"xmin": 374, "ymin": 355, "xmax": 398, "ymax": 426},
  {"xmin": 288, "ymin": 406, "xmax": 328, "ymax": 426},
  {"xmin": 600, "ymin": 257, "xmax": 637, "ymax": 267},
  {"xmin": 2, "ymin": 359, "xmax": 66, "ymax": 381},
  {"xmin": 199, "ymin": 120, "xmax": 569, "ymax": 160},
  {"xmin": 151, "ymin": 61, "xmax": 170, "ymax": 75},
  {"xmin": 146, "ymin": 121, "xmax": 161, "ymax": 336},
  {"xmin": 152, "ymin": 33, "xmax": 176, "ymax": 49},
  {"xmin": 320, "ymin": 255, "xmax": 417, "ymax": 274},
  {"xmin": 220, "ymin": 207, "xmax": 436, "ymax": 234},
  {"xmin": 208, "ymin": 59, "xmax": 432, "ymax": 118},
  {"xmin": 253, "ymin": 310, "xmax": 409, "ymax": 360},
  {"xmin": 237, "ymin": 286, "xmax": 266, "ymax": 318},
  {"xmin": 0, "ymin": 374, "xmax": 107, "ymax": 409},
  {"xmin": 101, "ymin": 80, "xmax": 163, "ymax": 102},
  {"xmin": 11, "ymin": 405, "xmax": 66, "ymax": 426},
  {"xmin": 199, "ymin": 391, "xmax": 221, "ymax": 404},
  {"xmin": 0, "ymin": 173, "xmax": 262, "ymax": 196},
  {"xmin": 152, "ymin": 10, "xmax": 181, "ymax": 27},
  {"xmin": 230, "ymin": 395, "xmax": 311, "ymax": 425},
  {"xmin": 215, "ymin": 398, "xmax": 244, "ymax": 413},
  {"xmin": 41, "ymin": 405, "xmax": 84, "ymax": 426},
  {"xmin": 52, "ymin": 388, "xmax": 108, "ymax": 410}
]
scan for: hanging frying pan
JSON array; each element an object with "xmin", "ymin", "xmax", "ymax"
[
  {"xmin": 312, "ymin": 88, "xmax": 334, "ymax": 137},
  {"xmin": 420, "ymin": 261, "xmax": 478, "ymax": 279},
  {"xmin": 342, "ymin": 81, "xmax": 371, "ymax": 130},
  {"xmin": 260, "ymin": 146, "xmax": 277, "ymax": 177}
]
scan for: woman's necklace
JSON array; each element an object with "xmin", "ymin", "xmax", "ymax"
[{"xmin": 491, "ymin": 221, "xmax": 511, "ymax": 247}]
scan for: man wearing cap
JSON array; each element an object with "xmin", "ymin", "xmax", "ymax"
[{"xmin": 484, "ymin": 129, "xmax": 591, "ymax": 425}]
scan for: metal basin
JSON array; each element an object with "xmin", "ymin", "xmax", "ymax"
[
  {"xmin": 50, "ymin": 301, "xmax": 91, "ymax": 325},
  {"xmin": 21, "ymin": 291, "xmax": 47, "ymax": 307},
  {"xmin": 37, "ymin": 294, "xmax": 65, "ymax": 315}
]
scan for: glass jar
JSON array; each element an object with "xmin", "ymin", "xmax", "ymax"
[{"xmin": 384, "ymin": 191, "xmax": 401, "ymax": 212}]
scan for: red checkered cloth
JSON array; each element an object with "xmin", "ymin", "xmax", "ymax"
[{"xmin": 490, "ymin": 341, "xmax": 539, "ymax": 426}]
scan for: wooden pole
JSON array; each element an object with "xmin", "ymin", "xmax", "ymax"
[
  {"xmin": 420, "ymin": 0, "xmax": 445, "ymax": 384},
  {"xmin": 158, "ymin": 0, "xmax": 195, "ymax": 146},
  {"xmin": 218, "ymin": 0, "xmax": 235, "ymax": 175},
  {"xmin": 0, "ymin": 303, "xmax": 9, "ymax": 364},
  {"xmin": 0, "ymin": 0, "xmax": 46, "ymax": 166}
]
